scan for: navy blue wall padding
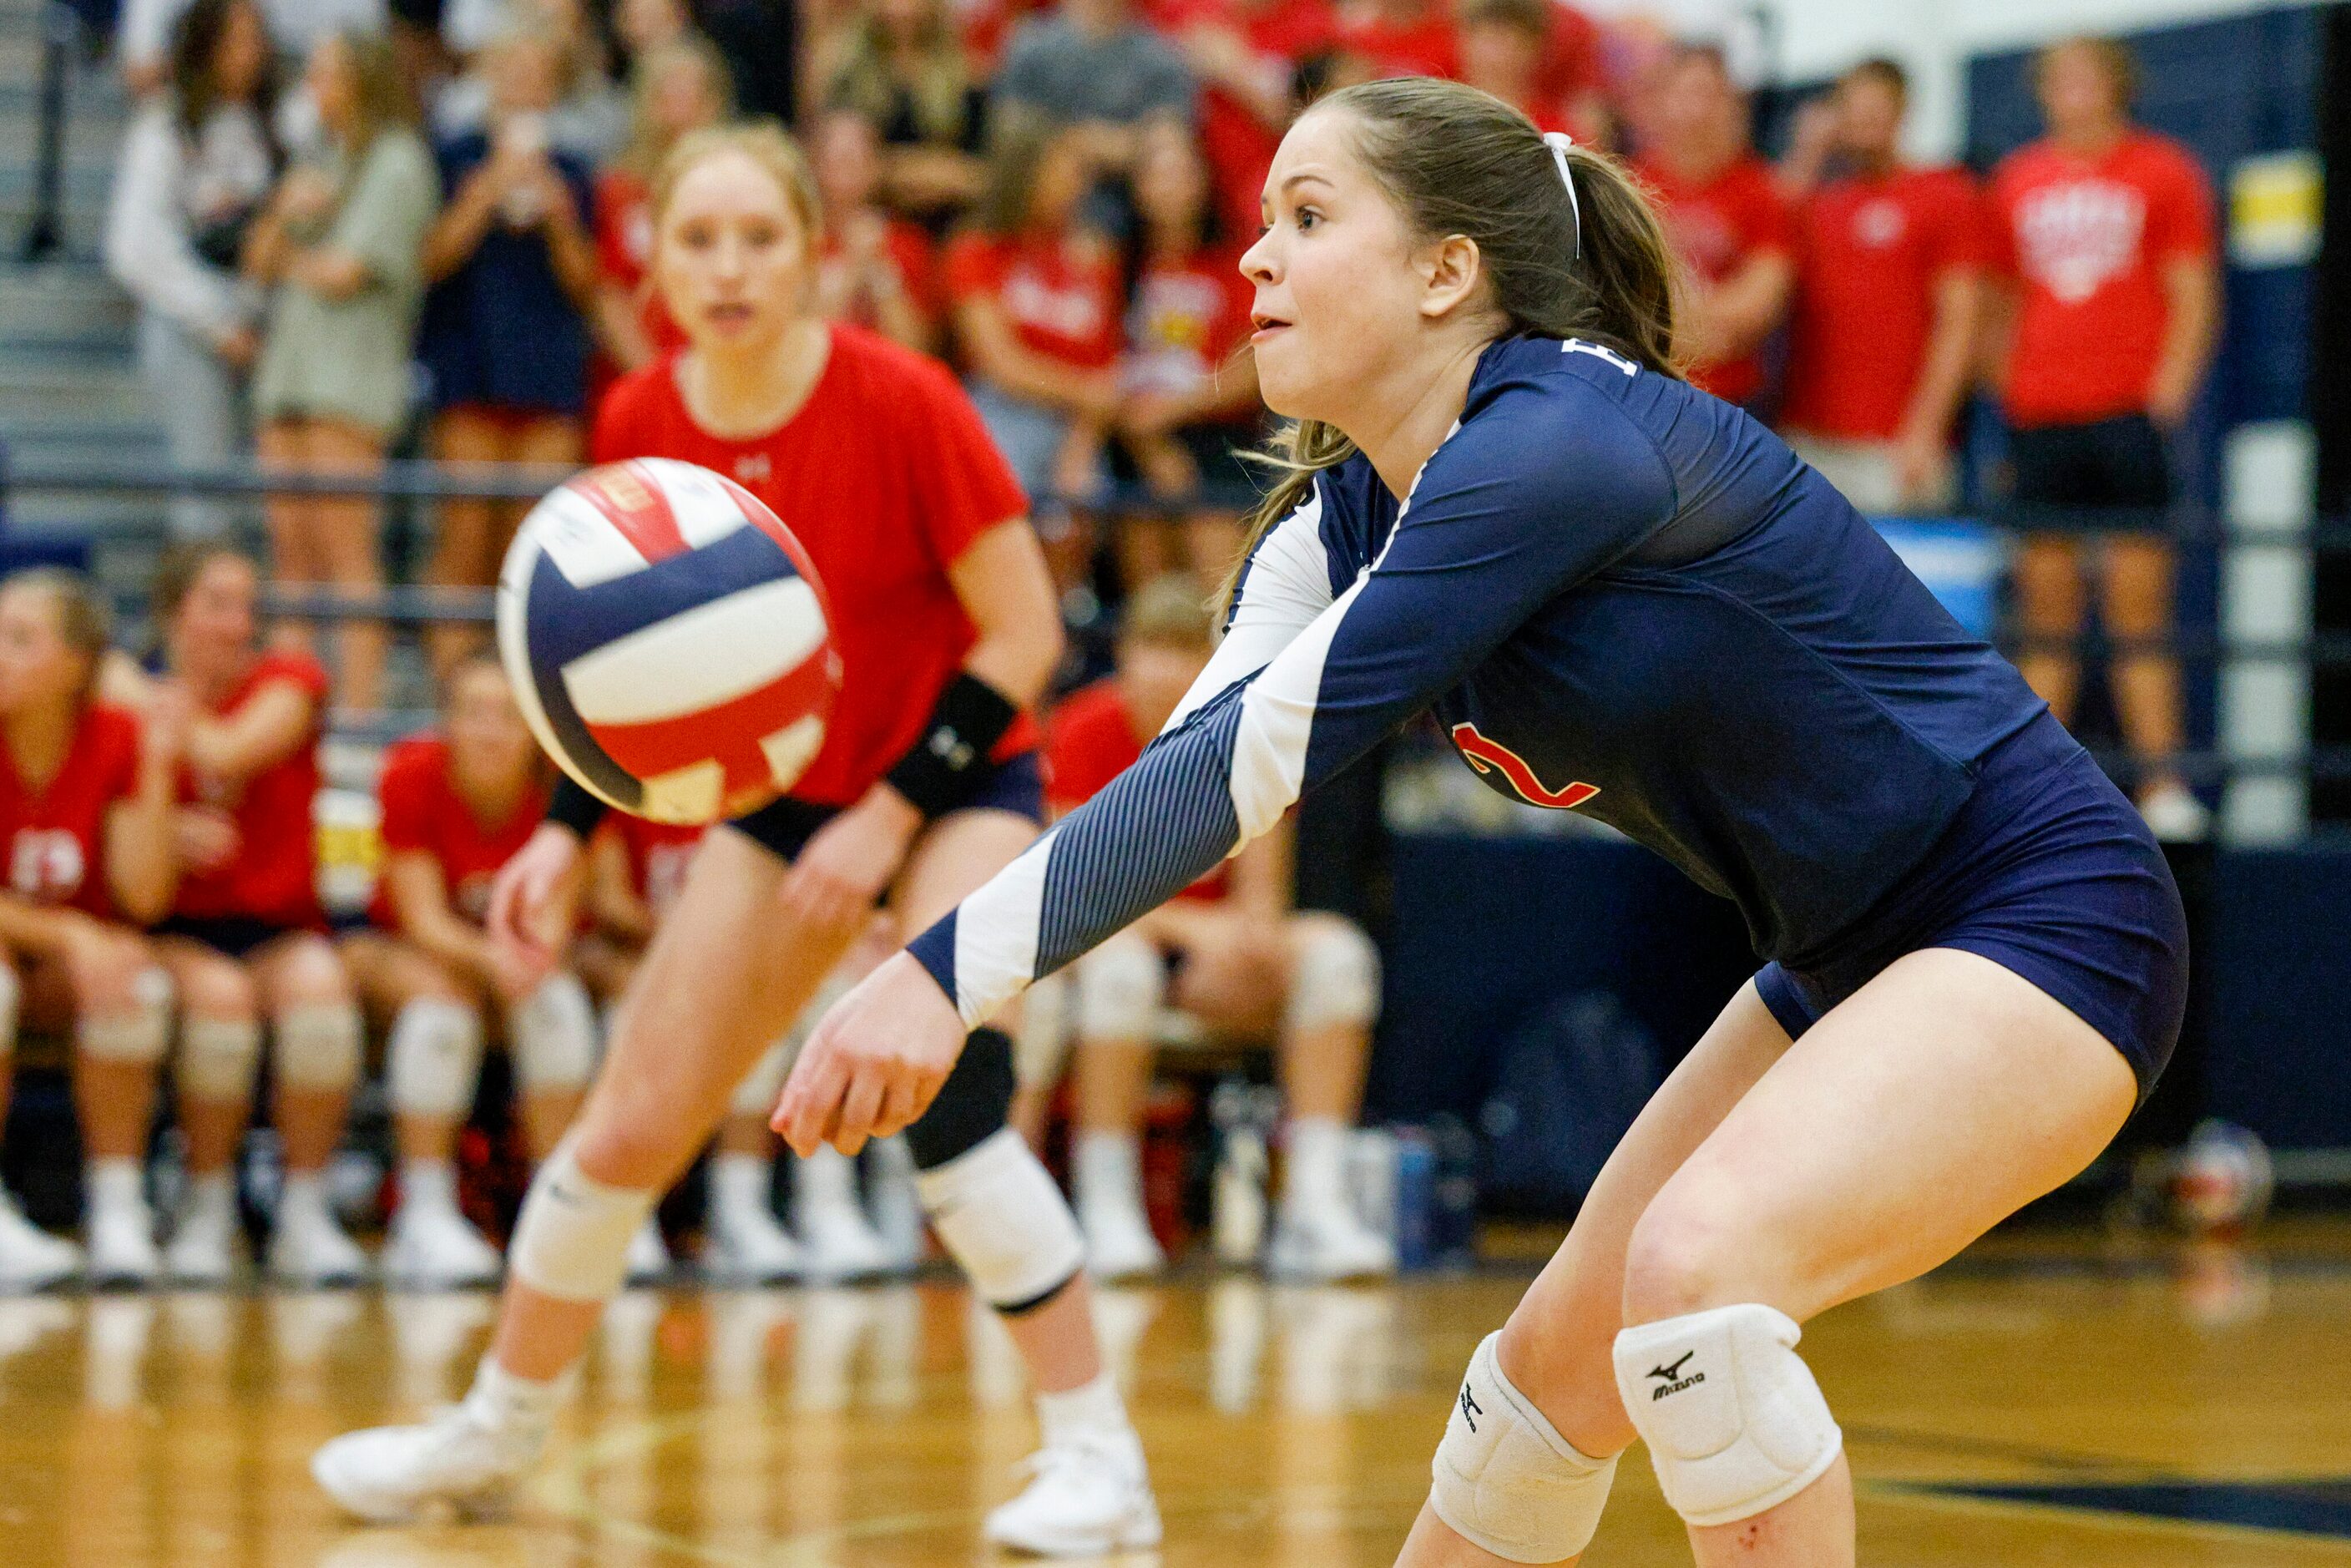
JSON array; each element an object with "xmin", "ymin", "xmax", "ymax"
[{"xmin": 2205, "ymin": 846, "xmax": 2351, "ymax": 1150}]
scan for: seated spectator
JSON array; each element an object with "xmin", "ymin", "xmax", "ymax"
[
  {"xmin": 1032, "ymin": 578, "xmax": 1393, "ymax": 1282},
  {"xmin": 1148, "ymin": 0, "xmax": 1328, "ymax": 242},
  {"xmin": 1631, "ymin": 43, "xmax": 1792, "ymax": 408},
  {"xmin": 244, "ymin": 28, "xmax": 438, "ymax": 716},
  {"xmin": 810, "ymin": 110, "xmax": 940, "ymax": 354},
  {"xmin": 0, "ymin": 572, "xmax": 183, "ymax": 1288},
  {"xmin": 102, "ymin": 545, "xmax": 367, "ymax": 1287},
  {"xmin": 991, "ymin": 0, "xmax": 1196, "ymax": 200},
  {"xmin": 341, "ymin": 656, "xmax": 613, "ymax": 1287},
  {"xmin": 417, "ymin": 23, "xmax": 600, "ymax": 679},
  {"xmin": 1779, "ymin": 58, "xmax": 1983, "ymax": 515},
  {"xmin": 1327, "ymin": 0, "xmax": 1454, "ymax": 81},
  {"xmin": 1115, "ymin": 121, "xmax": 1261, "ymax": 592},
  {"xmin": 1456, "ymin": 0, "xmax": 1573, "ymax": 134},
  {"xmin": 823, "ymin": 0, "xmax": 993, "ymax": 225},
  {"xmin": 106, "ymin": 0, "xmax": 279, "ymax": 544},
  {"xmin": 944, "ymin": 122, "xmax": 1123, "ymax": 544},
  {"xmin": 591, "ymin": 34, "xmax": 733, "ymax": 377}
]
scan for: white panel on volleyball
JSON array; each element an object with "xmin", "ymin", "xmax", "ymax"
[
  {"xmin": 632, "ymin": 458, "xmax": 756, "ymax": 546},
  {"xmin": 526, "ymin": 488, "xmax": 658, "ymax": 589},
  {"xmin": 559, "ymin": 579, "xmax": 827, "ymax": 724}
]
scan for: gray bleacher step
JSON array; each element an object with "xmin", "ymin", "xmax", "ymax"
[{"xmin": 0, "ymin": 262, "xmax": 134, "ymax": 343}]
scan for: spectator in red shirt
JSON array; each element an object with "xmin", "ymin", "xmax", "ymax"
[
  {"xmin": 1780, "ymin": 58, "xmax": 1984, "ymax": 513},
  {"xmin": 1632, "ymin": 43, "xmax": 1793, "ymax": 407},
  {"xmin": 1328, "ymin": 0, "xmax": 1456, "ymax": 83},
  {"xmin": 1153, "ymin": 0, "xmax": 1330, "ymax": 243},
  {"xmin": 1984, "ymin": 36, "xmax": 2220, "ymax": 839},
  {"xmin": 946, "ymin": 120, "xmax": 1125, "ymax": 548},
  {"xmin": 1456, "ymin": 0, "xmax": 1575, "ymax": 136},
  {"xmin": 0, "ymin": 572, "xmax": 182, "ymax": 1288},
  {"xmin": 822, "ymin": 0, "xmax": 994, "ymax": 224},
  {"xmin": 342, "ymin": 657, "xmax": 609, "ymax": 1287},
  {"xmin": 1115, "ymin": 121, "xmax": 1263, "ymax": 593},
  {"xmin": 102, "ymin": 544, "xmax": 367, "ymax": 1286},
  {"xmin": 592, "ymin": 35, "xmax": 733, "ymax": 379},
  {"xmin": 1018, "ymin": 578, "xmax": 1392, "ymax": 1280},
  {"xmin": 810, "ymin": 109, "xmax": 940, "ymax": 355}
]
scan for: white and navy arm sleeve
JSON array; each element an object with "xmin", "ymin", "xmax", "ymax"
[{"xmin": 909, "ymin": 386, "xmax": 1676, "ymax": 1027}]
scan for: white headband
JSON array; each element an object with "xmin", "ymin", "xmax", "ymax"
[{"xmin": 1543, "ymin": 130, "xmax": 1583, "ymax": 259}]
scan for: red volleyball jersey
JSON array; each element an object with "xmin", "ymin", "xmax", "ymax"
[
  {"xmin": 372, "ymin": 736, "xmax": 550, "ymax": 928},
  {"xmin": 592, "ymin": 325, "xmax": 1039, "ymax": 807},
  {"xmin": 1046, "ymin": 680, "xmax": 1228, "ymax": 902},
  {"xmin": 1633, "ymin": 154, "xmax": 1795, "ymax": 407},
  {"xmin": 174, "ymin": 650, "xmax": 328, "ymax": 927},
  {"xmin": 1989, "ymin": 130, "xmax": 2217, "ymax": 427},
  {"xmin": 942, "ymin": 230, "xmax": 1125, "ymax": 370},
  {"xmin": 0, "ymin": 703, "xmax": 144, "ymax": 920},
  {"xmin": 603, "ymin": 814, "xmax": 704, "ymax": 923},
  {"xmin": 1782, "ymin": 165, "xmax": 1987, "ymax": 442}
]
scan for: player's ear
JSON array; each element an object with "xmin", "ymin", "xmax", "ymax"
[{"xmin": 1417, "ymin": 233, "xmax": 1485, "ymax": 322}]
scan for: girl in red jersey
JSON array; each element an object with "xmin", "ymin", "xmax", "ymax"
[
  {"xmin": 0, "ymin": 571, "xmax": 183, "ymax": 1287},
  {"xmin": 340, "ymin": 656, "xmax": 605, "ymax": 1287},
  {"xmin": 103, "ymin": 545, "xmax": 368, "ymax": 1285},
  {"xmin": 809, "ymin": 109, "xmax": 938, "ymax": 356},
  {"xmin": 315, "ymin": 124, "xmax": 1159, "ymax": 1557}
]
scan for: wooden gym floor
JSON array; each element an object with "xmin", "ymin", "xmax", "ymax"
[{"xmin": 0, "ymin": 1221, "xmax": 2344, "ymax": 1566}]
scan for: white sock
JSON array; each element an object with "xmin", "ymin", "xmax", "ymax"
[
  {"xmin": 710, "ymin": 1152, "xmax": 771, "ymax": 1224},
  {"xmin": 401, "ymin": 1158, "xmax": 460, "ymax": 1222},
  {"xmin": 182, "ymin": 1170, "xmax": 235, "ymax": 1220},
  {"xmin": 1036, "ymin": 1370, "xmax": 1130, "ymax": 1449},
  {"xmin": 87, "ymin": 1158, "xmax": 146, "ymax": 1218},
  {"xmin": 1074, "ymin": 1130, "xmax": 1143, "ymax": 1218},
  {"xmin": 796, "ymin": 1146, "xmax": 862, "ymax": 1216},
  {"xmin": 1282, "ymin": 1117, "xmax": 1352, "ymax": 1218},
  {"xmin": 463, "ymin": 1355, "xmax": 568, "ymax": 1436},
  {"xmin": 277, "ymin": 1171, "xmax": 327, "ymax": 1224}
]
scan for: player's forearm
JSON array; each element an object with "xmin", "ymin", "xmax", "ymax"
[
  {"xmin": 2150, "ymin": 261, "xmax": 2219, "ymax": 412},
  {"xmin": 106, "ymin": 779, "xmax": 180, "ymax": 926},
  {"xmin": 0, "ymin": 896, "xmax": 82, "ymax": 954}
]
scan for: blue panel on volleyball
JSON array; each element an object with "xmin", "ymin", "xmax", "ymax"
[{"xmin": 1868, "ymin": 517, "xmax": 2003, "ymax": 640}]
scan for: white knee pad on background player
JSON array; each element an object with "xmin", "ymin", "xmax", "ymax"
[
  {"xmin": 1430, "ymin": 1332, "xmax": 1619, "ymax": 1562},
  {"xmin": 509, "ymin": 1137, "xmax": 660, "ymax": 1302},
  {"xmin": 178, "ymin": 1015, "xmax": 263, "ymax": 1100},
  {"xmin": 728, "ymin": 1038, "xmax": 794, "ymax": 1118},
  {"xmin": 913, "ymin": 1127, "xmax": 1086, "ymax": 1310},
  {"xmin": 274, "ymin": 1002, "xmax": 363, "ymax": 1090},
  {"xmin": 1074, "ymin": 931, "xmax": 1164, "ymax": 1041},
  {"xmin": 1612, "ymin": 1303, "xmax": 1843, "ymax": 1528},
  {"xmin": 387, "ymin": 998, "xmax": 486, "ymax": 1119},
  {"xmin": 1012, "ymin": 970, "xmax": 1072, "ymax": 1091},
  {"xmin": 507, "ymin": 973, "xmax": 597, "ymax": 1094},
  {"xmin": 78, "ymin": 967, "xmax": 174, "ymax": 1063},
  {"xmin": 1285, "ymin": 918, "xmax": 1380, "ymax": 1034}
]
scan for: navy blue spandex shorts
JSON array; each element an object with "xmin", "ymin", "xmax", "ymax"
[
  {"xmin": 726, "ymin": 751, "xmax": 1045, "ymax": 867},
  {"xmin": 1753, "ymin": 711, "xmax": 2187, "ymax": 1104}
]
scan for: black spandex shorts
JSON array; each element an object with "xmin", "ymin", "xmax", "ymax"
[
  {"xmin": 726, "ymin": 751, "xmax": 1045, "ymax": 867},
  {"xmin": 153, "ymin": 913, "xmax": 311, "ymax": 960},
  {"xmin": 2007, "ymin": 413, "xmax": 2173, "ymax": 534}
]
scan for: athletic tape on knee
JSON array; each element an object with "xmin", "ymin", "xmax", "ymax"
[
  {"xmin": 177, "ymin": 1015, "xmax": 263, "ymax": 1100},
  {"xmin": 387, "ymin": 997, "xmax": 485, "ymax": 1119},
  {"xmin": 273, "ymin": 1001, "xmax": 362, "ymax": 1090},
  {"xmin": 1613, "ymin": 1304, "xmax": 1843, "ymax": 1528},
  {"xmin": 507, "ymin": 972, "xmax": 597, "ymax": 1094},
  {"xmin": 914, "ymin": 1126, "xmax": 1086, "ymax": 1312},
  {"xmin": 78, "ymin": 967, "xmax": 173, "ymax": 1063},
  {"xmin": 904, "ymin": 1028, "xmax": 1016, "ymax": 1171},
  {"xmin": 509, "ymin": 1138, "xmax": 660, "ymax": 1302},
  {"xmin": 0, "ymin": 964, "xmax": 20, "ymax": 1057},
  {"xmin": 1286, "ymin": 918, "xmax": 1381, "ymax": 1034},
  {"xmin": 1012, "ymin": 971, "xmax": 1072, "ymax": 1091},
  {"xmin": 1431, "ymin": 1333, "xmax": 1620, "ymax": 1563},
  {"xmin": 728, "ymin": 1038, "xmax": 794, "ymax": 1118},
  {"xmin": 1074, "ymin": 931, "xmax": 1163, "ymax": 1041}
]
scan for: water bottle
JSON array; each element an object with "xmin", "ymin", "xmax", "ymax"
[
  {"xmin": 1211, "ymin": 1081, "xmax": 1270, "ymax": 1266},
  {"xmin": 1392, "ymin": 1126, "xmax": 1437, "ymax": 1272}
]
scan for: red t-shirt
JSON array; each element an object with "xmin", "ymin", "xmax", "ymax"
[
  {"xmin": 1147, "ymin": 0, "xmax": 1335, "ymax": 240},
  {"xmin": 1331, "ymin": 1, "xmax": 1457, "ymax": 78},
  {"xmin": 1989, "ymin": 131, "xmax": 2217, "ymax": 427},
  {"xmin": 372, "ymin": 736, "xmax": 550, "ymax": 928},
  {"xmin": 593, "ymin": 325, "xmax": 1039, "ymax": 806},
  {"xmin": 816, "ymin": 217, "xmax": 939, "ymax": 334},
  {"xmin": 0, "ymin": 704, "xmax": 143, "ymax": 921},
  {"xmin": 1125, "ymin": 246, "xmax": 1255, "ymax": 418},
  {"xmin": 1047, "ymin": 680, "xmax": 1229, "ymax": 902},
  {"xmin": 1782, "ymin": 166, "xmax": 1987, "ymax": 443},
  {"xmin": 943, "ymin": 229, "xmax": 1124, "ymax": 370},
  {"xmin": 594, "ymin": 169, "xmax": 687, "ymax": 353},
  {"xmin": 174, "ymin": 650, "xmax": 328, "ymax": 927},
  {"xmin": 601, "ymin": 814, "xmax": 703, "ymax": 924},
  {"xmin": 1634, "ymin": 154, "xmax": 1794, "ymax": 407}
]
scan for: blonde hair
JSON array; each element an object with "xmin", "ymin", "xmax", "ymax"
[
  {"xmin": 650, "ymin": 120, "xmax": 824, "ymax": 246},
  {"xmin": 824, "ymin": 0, "xmax": 973, "ymax": 149},
  {"xmin": 619, "ymin": 35, "xmax": 736, "ymax": 180},
  {"xmin": 326, "ymin": 27, "xmax": 417, "ymax": 155},
  {"xmin": 3, "ymin": 569, "xmax": 112, "ymax": 702},
  {"xmin": 1120, "ymin": 574, "xmax": 1217, "ymax": 651}
]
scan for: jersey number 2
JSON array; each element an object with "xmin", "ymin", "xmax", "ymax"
[{"xmin": 1451, "ymin": 724, "xmax": 1600, "ymax": 811}]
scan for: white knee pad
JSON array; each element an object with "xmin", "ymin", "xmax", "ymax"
[
  {"xmin": 273, "ymin": 1001, "xmax": 362, "ymax": 1090},
  {"xmin": 1286, "ymin": 918, "xmax": 1380, "ymax": 1034},
  {"xmin": 387, "ymin": 997, "xmax": 485, "ymax": 1120},
  {"xmin": 1613, "ymin": 1304, "xmax": 1843, "ymax": 1529},
  {"xmin": 1074, "ymin": 931, "xmax": 1163, "ymax": 1041},
  {"xmin": 79, "ymin": 968, "xmax": 174, "ymax": 1063},
  {"xmin": 728, "ymin": 1038, "xmax": 793, "ymax": 1118},
  {"xmin": 1430, "ymin": 1333, "xmax": 1620, "ymax": 1563},
  {"xmin": 509, "ymin": 1137, "xmax": 660, "ymax": 1303},
  {"xmin": 913, "ymin": 1126, "xmax": 1087, "ymax": 1311},
  {"xmin": 0, "ymin": 964, "xmax": 21, "ymax": 1057},
  {"xmin": 1012, "ymin": 970, "xmax": 1073, "ymax": 1090},
  {"xmin": 507, "ymin": 972, "xmax": 597, "ymax": 1095},
  {"xmin": 177, "ymin": 1015, "xmax": 262, "ymax": 1101}
]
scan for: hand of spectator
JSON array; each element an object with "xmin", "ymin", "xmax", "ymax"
[
  {"xmin": 275, "ymin": 167, "xmax": 337, "ymax": 227},
  {"xmin": 1053, "ymin": 421, "xmax": 1109, "ymax": 505},
  {"xmin": 139, "ymin": 684, "xmax": 195, "ymax": 770},
  {"xmin": 487, "ymin": 824, "xmax": 584, "ymax": 990},
  {"xmin": 2146, "ymin": 374, "xmax": 2194, "ymax": 432},
  {"xmin": 1069, "ymin": 120, "xmax": 1138, "ymax": 173},
  {"xmin": 172, "ymin": 807, "xmax": 242, "ymax": 874},
  {"xmin": 1119, "ymin": 388, "xmax": 1191, "ymax": 439},
  {"xmin": 1781, "ymin": 96, "xmax": 1839, "ymax": 197},
  {"xmin": 1179, "ymin": 21, "xmax": 1256, "ymax": 88},
  {"xmin": 776, "ymin": 787, "xmax": 922, "ymax": 939},
  {"xmin": 53, "ymin": 912, "xmax": 148, "ymax": 994},
  {"xmin": 1134, "ymin": 434, "xmax": 1201, "ymax": 498},
  {"xmin": 486, "ymin": 935, "xmax": 553, "ymax": 1005},
  {"xmin": 215, "ymin": 324, "xmax": 261, "ymax": 371},
  {"xmin": 1893, "ymin": 422, "xmax": 1949, "ymax": 510}
]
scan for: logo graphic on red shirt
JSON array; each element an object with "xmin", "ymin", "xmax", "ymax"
[
  {"xmin": 8, "ymin": 830, "xmax": 85, "ymax": 903},
  {"xmin": 2016, "ymin": 181, "xmax": 2147, "ymax": 304},
  {"xmin": 1451, "ymin": 723, "xmax": 1598, "ymax": 811}
]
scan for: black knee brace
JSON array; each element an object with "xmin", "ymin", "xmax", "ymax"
[{"xmin": 904, "ymin": 1026, "xmax": 1016, "ymax": 1171}]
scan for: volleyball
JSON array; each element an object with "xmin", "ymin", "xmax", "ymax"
[{"xmin": 496, "ymin": 458, "xmax": 842, "ymax": 827}]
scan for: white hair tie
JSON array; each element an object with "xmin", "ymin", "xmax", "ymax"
[{"xmin": 1543, "ymin": 130, "xmax": 1583, "ymax": 259}]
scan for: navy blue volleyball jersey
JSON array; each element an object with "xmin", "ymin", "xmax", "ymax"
[{"xmin": 911, "ymin": 334, "xmax": 2051, "ymax": 1027}]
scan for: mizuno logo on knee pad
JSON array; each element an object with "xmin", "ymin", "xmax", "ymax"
[{"xmin": 1647, "ymin": 1351, "xmax": 1703, "ymax": 1397}]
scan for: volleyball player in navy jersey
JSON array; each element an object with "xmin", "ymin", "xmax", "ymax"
[{"xmin": 782, "ymin": 79, "xmax": 2188, "ymax": 1567}]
